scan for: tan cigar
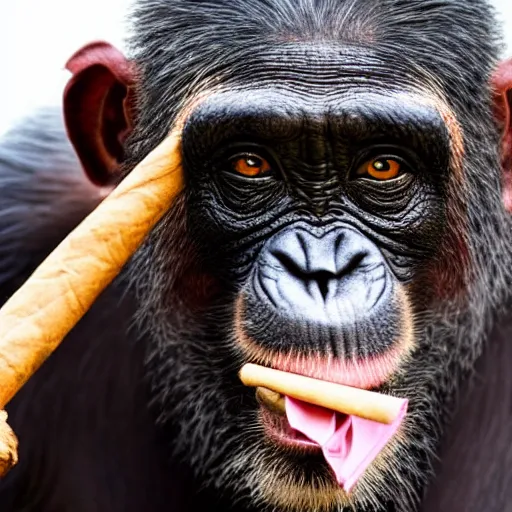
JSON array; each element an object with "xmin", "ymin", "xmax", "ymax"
[
  {"xmin": 239, "ymin": 363, "xmax": 404, "ymax": 424},
  {"xmin": 0, "ymin": 128, "xmax": 184, "ymax": 411}
]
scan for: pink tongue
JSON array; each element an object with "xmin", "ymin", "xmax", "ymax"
[{"xmin": 285, "ymin": 396, "xmax": 408, "ymax": 492}]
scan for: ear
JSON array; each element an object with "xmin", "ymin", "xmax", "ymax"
[
  {"xmin": 63, "ymin": 41, "xmax": 137, "ymax": 187},
  {"xmin": 492, "ymin": 57, "xmax": 512, "ymax": 212}
]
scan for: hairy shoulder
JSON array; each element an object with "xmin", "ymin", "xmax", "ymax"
[{"xmin": 0, "ymin": 107, "xmax": 103, "ymax": 300}]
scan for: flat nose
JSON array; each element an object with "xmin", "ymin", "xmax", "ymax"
[
  {"xmin": 255, "ymin": 226, "xmax": 389, "ymax": 323},
  {"xmin": 268, "ymin": 229, "xmax": 367, "ymax": 301}
]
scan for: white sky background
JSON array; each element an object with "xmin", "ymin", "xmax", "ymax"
[{"xmin": 0, "ymin": 0, "xmax": 511, "ymax": 137}]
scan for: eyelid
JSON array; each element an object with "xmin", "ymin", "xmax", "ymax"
[{"xmin": 228, "ymin": 151, "xmax": 266, "ymax": 162}]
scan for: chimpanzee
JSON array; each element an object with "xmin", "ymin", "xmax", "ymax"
[{"xmin": 0, "ymin": 1, "xmax": 512, "ymax": 511}]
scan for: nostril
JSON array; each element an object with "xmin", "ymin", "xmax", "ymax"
[
  {"xmin": 341, "ymin": 252, "xmax": 367, "ymax": 276},
  {"xmin": 271, "ymin": 249, "xmax": 368, "ymax": 300},
  {"xmin": 272, "ymin": 251, "xmax": 308, "ymax": 278},
  {"xmin": 310, "ymin": 270, "xmax": 332, "ymax": 301}
]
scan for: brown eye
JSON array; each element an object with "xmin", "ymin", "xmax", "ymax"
[
  {"xmin": 232, "ymin": 155, "xmax": 272, "ymax": 177},
  {"xmin": 358, "ymin": 158, "xmax": 403, "ymax": 181}
]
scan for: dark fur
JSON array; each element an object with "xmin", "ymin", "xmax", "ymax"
[
  {"xmin": 421, "ymin": 314, "xmax": 512, "ymax": 511},
  {"xmin": 1, "ymin": 1, "xmax": 512, "ymax": 511},
  {"xmin": 0, "ymin": 108, "xmax": 104, "ymax": 303}
]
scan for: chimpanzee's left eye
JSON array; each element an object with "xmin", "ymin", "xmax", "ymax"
[
  {"xmin": 356, "ymin": 157, "xmax": 405, "ymax": 181},
  {"xmin": 230, "ymin": 154, "xmax": 273, "ymax": 177}
]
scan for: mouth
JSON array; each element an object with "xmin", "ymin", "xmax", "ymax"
[
  {"xmin": 242, "ymin": 363, "xmax": 409, "ymax": 493},
  {"xmin": 246, "ymin": 343, "xmax": 408, "ymax": 454},
  {"xmin": 255, "ymin": 375, "xmax": 386, "ymax": 457}
]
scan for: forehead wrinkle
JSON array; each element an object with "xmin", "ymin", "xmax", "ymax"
[
  {"xmin": 176, "ymin": 42, "xmax": 447, "ymax": 136},
  {"xmin": 185, "ymin": 42, "xmax": 449, "ymax": 121},
  {"xmin": 205, "ymin": 42, "xmax": 425, "ymax": 96},
  {"xmin": 186, "ymin": 87, "xmax": 448, "ymax": 141}
]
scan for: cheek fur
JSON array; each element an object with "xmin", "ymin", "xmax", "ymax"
[
  {"xmin": 141, "ymin": 196, "xmax": 221, "ymax": 313},
  {"xmin": 421, "ymin": 177, "xmax": 471, "ymax": 303}
]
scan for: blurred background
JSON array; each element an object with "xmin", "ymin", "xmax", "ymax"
[{"xmin": 0, "ymin": 0, "xmax": 511, "ymax": 137}]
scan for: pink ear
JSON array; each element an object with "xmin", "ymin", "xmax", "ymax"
[
  {"xmin": 492, "ymin": 58, "xmax": 512, "ymax": 212},
  {"xmin": 63, "ymin": 41, "xmax": 137, "ymax": 186}
]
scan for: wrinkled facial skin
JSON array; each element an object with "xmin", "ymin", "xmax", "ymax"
[
  {"xmin": 183, "ymin": 76, "xmax": 451, "ymax": 364},
  {"xmin": 129, "ymin": 44, "xmax": 501, "ymax": 512},
  {"xmin": 169, "ymin": 49, "xmax": 456, "ymax": 510},
  {"xmin": 130, "ymin": 46, "xmax": 478, "ymax": 510}
]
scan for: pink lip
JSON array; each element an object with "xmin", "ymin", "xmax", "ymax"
[
  {"xmin": 268, "ymin": 344, "xmax": 408, "ymax": 390},
  {"xmin": 255, "ymin": 346, "xmax": 410, "ymax": 455}
]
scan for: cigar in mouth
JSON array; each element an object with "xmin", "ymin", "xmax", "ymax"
[{"xmin": 239, "ymin": 363, "xmax": 404, "ymax": 424}]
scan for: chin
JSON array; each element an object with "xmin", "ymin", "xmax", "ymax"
[{"xmin": 220, "ymin": 401, "xmax": 412, "ymax": 512}]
